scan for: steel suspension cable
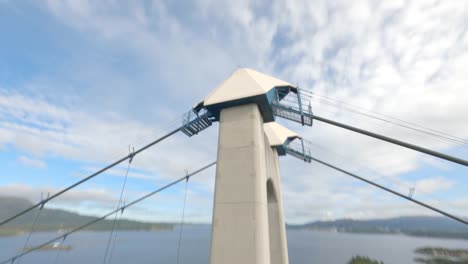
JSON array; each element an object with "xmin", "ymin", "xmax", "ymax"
[
  {"xmin": 15, "ymin": 206, "xmax": 42, "ymax": 264},
  {"xmin": 307, "ymin": 155, "xmax": 468, "ymax": 226},
  {"xmin": 0, "ymin": 126, "xmax": 182, "ymax": 228},
  {"xmin": 302, "ymin": 93, "xmax": 468, "ymax": 148},
  {"xmin": 302, "ymin": 138, "xmax": 417, "ymax": 193},
  {"xmin": 102, "ymin": 158, "xmax": 133, "ymax": 264},
  {"xmin": 52, "ymin": 236, "xmax": 66, "ymax": 264},
  {"xmin": 176, "ymin": 176, "xmax": 189, "ymax": 264},
  {"xmin": 0, "ymin": 161, "xmax": 216, "ymax": 264},
  {"xmin": 302, "ymin": 138, "xmax": 464, "ymax": 207},
  {"xmin": 299, "ymin": 89, "xmax": 468, "ymax": 146},
  {"xmin": 106, "ymin": 205, "xmax": 124, "ymax": 264},
  {"xmin": 312, "ymin": 114, "xmax": 468, "ymax": 167}
]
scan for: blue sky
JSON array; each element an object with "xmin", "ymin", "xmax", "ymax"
[{"xmin": 0, "ymin": 0, "xmax": 467, "ymax": 224}]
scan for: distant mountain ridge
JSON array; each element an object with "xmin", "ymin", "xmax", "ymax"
[
  {"xmin": 288, "ymin": 216, "xmax": 468, "ymax": 240},
  {"xmin": 2, "ymin": 196, "xmax": 467, "ymax": 240},
  {"xmin": 0, "ymin": 196, "xmax": 173, "ymax": 236}
]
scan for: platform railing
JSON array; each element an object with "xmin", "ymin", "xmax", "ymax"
[
  {"xmin": 181, "ymin": 109, "xmax": 215, "ymax": 137},
  {"xmin": 272, "ymin": 88, "xmax": 313, "ymax": 126}
]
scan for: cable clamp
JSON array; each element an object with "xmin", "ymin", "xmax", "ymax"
[
  {"xmin": 185, "ymin": 169, "xmax": 190, "ymax": 182},
  {"xmin": 40, "ymin": 192, "xmax": 50, "ymax": 210},
  {"xmin": 128, "ymin": 146, "xmax": 136, "ymax": 164},
  {"xmin": 408, "ymin": 187, "xmax": 415, "ymax": 198},
  {"xmin": 121, "ymin": 201, "xmax": 126, "ymax": 214}
]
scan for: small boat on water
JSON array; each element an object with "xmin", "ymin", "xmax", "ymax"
[
  {"xmin": 20, "ymin": 242, "xmax": 72, "ymax": 252},
  {"xmin": 19, "ymin": 224, "xmax": 72, "ymax": 252}
]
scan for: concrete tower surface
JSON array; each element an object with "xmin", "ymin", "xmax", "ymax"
[
  {"xmin": 196, "ymin": 68, "xmax": 299, "ymax": 264},
  {"xmin": 263, "ymin": 122, "xmax": 300, "ymax": 264}
]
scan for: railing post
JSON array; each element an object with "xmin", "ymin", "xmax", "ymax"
[{"xmin": 297, "ymin": 88, "xmax": 304, "ymax": 126}]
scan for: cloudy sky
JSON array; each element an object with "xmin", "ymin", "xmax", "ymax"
[{"xmin": 0, "ymin": 0, "xmax": 467, "ymax": 224}]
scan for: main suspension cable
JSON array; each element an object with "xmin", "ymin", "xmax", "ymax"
[
  {"xmin": 299, "ymin": 89, "xmax": 468, "ymax": 147},
  {"xmin": 307, "ymin": 155, "xmax": 468, "ymax": 226},
  {"xmin": 0, "ymin": 126, "xmax": 182, "ymax": 228},
  {"xmin": 0, "ymin": 161, "xmax": 216, "ymax": 264},
  {"xmin": 312, "ymin": 114, "xmax": 468, "ymax": 167},
  {"xmin": 302, "ymin": 138, "xmax": 417, "ymax": 194}
]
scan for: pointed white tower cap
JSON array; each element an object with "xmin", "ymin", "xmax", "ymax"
[
  {"xmin": 204, "ymin": 68, "xmax": 293, "ymax": 106},
  {"xmin": 264, "ymin": 122, "xmax": 301, "ymax": 155},
  {"xmin": 197, "ymin": 68, "xmax": 296, "ymax": 122}
]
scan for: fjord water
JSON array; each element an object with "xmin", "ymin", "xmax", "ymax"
[{"xmin": 1, "ymin": 226, "xmax": 468, "ymax": 264}]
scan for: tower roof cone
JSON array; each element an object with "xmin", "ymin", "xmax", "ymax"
[
  {"xmin": 264, "ymin": 122, "xmax": 301, "ymax": 155},
  {"xmin": 196, "ymin": 68, "xmax": 296, "ymax": 122}
]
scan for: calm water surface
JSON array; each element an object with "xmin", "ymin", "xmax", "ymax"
[{"xmin": 1, "ymin": 226, "xmax": 467, "ymax": 264}]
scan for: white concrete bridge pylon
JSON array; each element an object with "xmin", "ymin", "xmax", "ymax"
[{"xmin": 199, "ymin": 69, "xmax": 298, "ymax": 264}]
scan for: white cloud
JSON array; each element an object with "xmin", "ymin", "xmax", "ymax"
[
  {"xmin": 413, "ymin": 176, "xmax": 455, "ymax": 195},
  {"xmin": 0, "ymin": 90, "xmax": 216, "ymax": 179},
  {"xmin": 1, "ymin": 0, "xmax": 467, "ymax": 223},
  {"xmin": 81, "ymin": 166, "xmax": 154, "ymax": 181},
  {"xmin": 0, "ymin": 184, "xmax": 115, "ymax": 206},
  {"xmin": 18, "ymin": 155, "xmax": 47, "ymax": 169}
]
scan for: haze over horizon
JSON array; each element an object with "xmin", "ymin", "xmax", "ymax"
[{"xmin": 1, "ymin": 0, "xmax": 467, "ymax": 225}]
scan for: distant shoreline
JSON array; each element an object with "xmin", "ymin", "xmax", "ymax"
[
  {"xmin": 0, "ymin": 226, "xmax": 174, "ymax": 237},
  {"xmin": 286, "ymin": 227, "xmax": 468, "ymax": 241},
  {"xmin": 286, "ymin": 216, "xmax": 468, "ymax": 241},
  {"xmin": 2, "ymin": 226, "xmax": 467, "ymax": 242}
]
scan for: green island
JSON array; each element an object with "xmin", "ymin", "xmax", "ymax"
[
  {"xmin": 21, "ymin": 242, "xmax": 72, "ymax": 252},
  {"xmin": 287, "ymin": 216, "xmax": 468, "ymax": 240},
  {"xmin": 414, "ymin": 247, "xmax": 468, "ymax": 264},
  {"xmin": 348, "ymin": 256, "xmax": 384, "ymax": 264}
]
